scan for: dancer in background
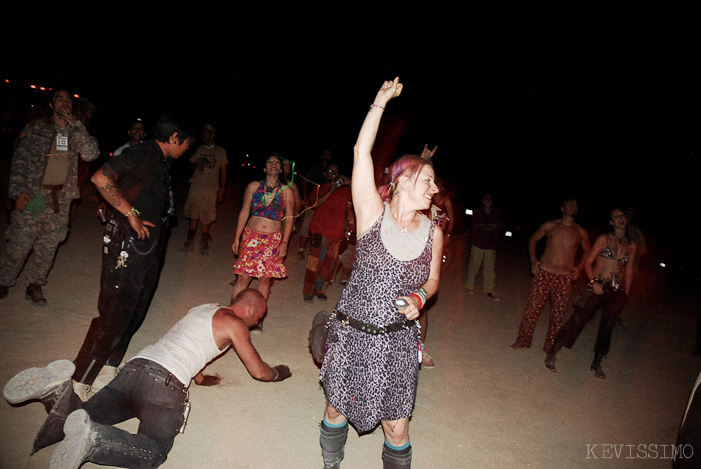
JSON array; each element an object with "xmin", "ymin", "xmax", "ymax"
[{"xmin": 231, "ymin": 154, "xmax": 294, "ymax": 330}]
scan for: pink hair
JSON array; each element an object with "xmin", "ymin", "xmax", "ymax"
[{"xmin": 378, "ymin": 155, "xmax": 431, "ymax": 201}]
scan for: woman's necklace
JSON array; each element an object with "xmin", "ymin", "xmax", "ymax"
[
  {"xmin": 611, "ymin": 234, "xmax": 627, "ymax": 260},
  {"xmin": 264, "ymin": 181, "xmax": 278, "ymax": 206},
  {"xmin": 392, "ymin": 210, "xmax": 412, "ymax": 233}
]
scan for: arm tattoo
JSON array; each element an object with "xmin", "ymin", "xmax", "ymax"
[{"xmin": 98, "ymin": 167, "xmax": 125, "ymax": 210}]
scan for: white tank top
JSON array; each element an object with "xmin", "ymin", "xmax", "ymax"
[
  {"xmin": 379, "ymin": 202, "xmax": 431, "ymax": 261},
  {"xmin": 133, "ymin": 303, "xmax": 230, "ymax": 386}
]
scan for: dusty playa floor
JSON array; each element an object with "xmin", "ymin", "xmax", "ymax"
[{"xmin": 1, "ymin": 181, "xmax": 699, "ymax": 468}]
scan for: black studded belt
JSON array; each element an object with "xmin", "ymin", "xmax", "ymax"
[
  {"xmin": 130, "ymin": 358, "xmax": 187, "ymax": 391},
  {"xmin": 331, "ymin": 310, "xmax": 412, "ymax": 335}
]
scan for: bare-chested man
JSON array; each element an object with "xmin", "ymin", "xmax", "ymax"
[
  {"xmin": 547, "ymin": 208, "xmax": 637, "ymax": 378},
  {"xmin": 510, "ymin": 197, "xmax": 590, "ymax": 358}
]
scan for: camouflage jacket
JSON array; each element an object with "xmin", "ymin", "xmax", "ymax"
[{"xmin": 9, "ymin": 119, "xmax": 99, "ymax": 201}]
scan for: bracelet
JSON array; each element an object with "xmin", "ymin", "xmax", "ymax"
[
  {"xmin": 125, "ymin": 206, "xmax": 140, "ymax": 217},
  {"xmin": 370, "ymin": 103, "xmax": 385, "ymax": 111},
  {"xmin": 410, "ymin": 287, "xmax": 428, "ymax": 310},
  {"xmin": 273, "ymin": 368, "xmax": 279, "ymax": 381},
  {"xmin": 410, "ymin": 293, "xmax": 424, "ymax": 309}
]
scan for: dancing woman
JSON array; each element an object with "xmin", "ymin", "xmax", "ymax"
[
  {"xmin": 318, "ymin": 78, "xmax": 443, "ymax": 468},
  {"xmin": 231, "ymin": 155, "xmax": 294, "ymax": 310},
  {"xmin": 548, "ymin": 208, "xmax": 638, "ymax": 378}
]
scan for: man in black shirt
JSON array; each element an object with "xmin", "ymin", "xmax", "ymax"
[{"xmin": 71, "ymin": 113, "xmax": 197, "ymax": 399}]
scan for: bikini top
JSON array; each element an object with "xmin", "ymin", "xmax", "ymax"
[
  {"xmin": 251, "ymin": 181, "xmax": 285, "ymax": 221},
  {"xmin": 600, "ymin": 235, "xmax": 630, "ymax": 264}
]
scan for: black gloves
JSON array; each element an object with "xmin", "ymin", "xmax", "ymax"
[{"xmin": 272, "ymin": 365, "xmax": 291, "ymax": 382}]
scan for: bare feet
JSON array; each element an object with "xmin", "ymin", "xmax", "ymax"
[{"xmin": 509, "ymin": 342, "xmax": 526, "ymax": 350}]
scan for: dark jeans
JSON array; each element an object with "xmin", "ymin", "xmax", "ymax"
[
  {"xmin": 73, "ymin": 217, "xmax": 167, "ymax": 384},
  {"xmin": 83, "ymin": 359, "xmax": 188, "ymax": 467},
  {"xmin": 557, "ymin": 287, "xmax": 628, "ymax": 356}
]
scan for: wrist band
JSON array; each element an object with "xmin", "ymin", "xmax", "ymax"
[
  {"xmin": 125, "ymin": 206, "xmax": 140, "ymax": 217},
  {"xmin": 410, "ymin": 287, "xmax": 428, "ymax": 310},
  {"xmin": 410, "ymin": 293, "xmax": 424, "ymax": 309},
  {"xmin": 370, "ymin": 103, "xmax": 385, "ymax": 111}
]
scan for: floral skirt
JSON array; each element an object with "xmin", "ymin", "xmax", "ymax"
[{"xmin": 234, "ymin": 226, "xmax": 287, "ymax": 278}]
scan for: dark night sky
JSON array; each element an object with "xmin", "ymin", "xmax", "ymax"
[{"xmin": 2, "ymin": 39, "xmax": 698, "ymax": 276}]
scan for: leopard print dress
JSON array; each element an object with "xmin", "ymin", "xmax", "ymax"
[{"xmin": 320, "ymin": 203, "xmax": 434, "ymax": 432}]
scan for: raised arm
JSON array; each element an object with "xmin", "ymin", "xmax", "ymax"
[
  {"xmin": 352, "ymin": 78, "xmax": 403, "ymax": 233},
  {"xmin": 71, "ymin": 121, "xmax": 100, "ymax": 162}
]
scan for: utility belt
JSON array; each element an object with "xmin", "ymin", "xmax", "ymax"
[
  {"xmin": 103, "ymin": 215, "xmax": 132, "ymax": 268},
  {"xmin": 41, "ymin": 184, "xmax": 64, "ymax": 213},
  {"xmin": 588, "ymin": 275, "xmax": 624, "ymax": 293},
  {"xmin": 104, "ymin": 211, "xmax": 130, "ymax": 240},
  {"xmin": 103, "ymin": 211, "xmax": 165, "ymax": 265},
  {"xmin": 331, "ymin": 310, "xmax": 414, "ymax": 335}
]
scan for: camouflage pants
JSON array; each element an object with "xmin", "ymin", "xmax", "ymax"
[{"xmin": 0, "ymin": 197, "xmax": 71, "ymax": 287}]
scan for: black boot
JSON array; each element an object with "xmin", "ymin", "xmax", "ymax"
[
  {"xmin": 51, "ymin": 409, "xmax": 167, "ymax": 469},
  {"xmin": 180, "ymin": 229, "xmax": 196, "ymax": 252},
  {"xmin": 320, "ymin": 420, "xmax": 348, "ymax": 469},
  {"xmin": 545, "ymin": 336, "xmax": 564, "ymax": 372},
  {"xmin": 544, "ymin": 353, "xmax": 557, "ymax": 372},
  {"xmin": 200, "ymin": 232, "xmax": 211, "ymax": 256},
  {"xmin": 33, "ymin": 380, "xmax": 83, "ymax": 454},
  {"xmin": 4, "ymin": 359, "xmax": 74, "ymax": 405},
  {"xmin": 591, "ymin": 353, "xmax": 606, "ymax": 379},
  {"xmin": 25, "ymin": 283, "xmax": 47, "ymax": 306},
  {"xmin": 382, "ymin": 443, "xmax": 412, "ymax": 469}
]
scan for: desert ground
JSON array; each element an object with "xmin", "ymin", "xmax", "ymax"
[{"xmin": 1, "ymin": 177, "xmax": 699, "ymax": 469}]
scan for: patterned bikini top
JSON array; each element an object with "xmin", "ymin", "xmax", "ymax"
[
  {"xmin": 251, "ymin": 181, "xmax": 285, "ymax": 221},
  {"xmin": 600, "ymin": 235, "xmax": 630, "ymax": 264}
]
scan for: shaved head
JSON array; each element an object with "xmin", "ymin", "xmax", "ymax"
[{"xmin": 231, "ymin": 288, "xmax": 267, "ymax": 318}]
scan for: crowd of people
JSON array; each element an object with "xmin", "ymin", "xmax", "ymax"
[{"xmin": 0, "ymin": 78, "xmax": 665, "ymax": 468}]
